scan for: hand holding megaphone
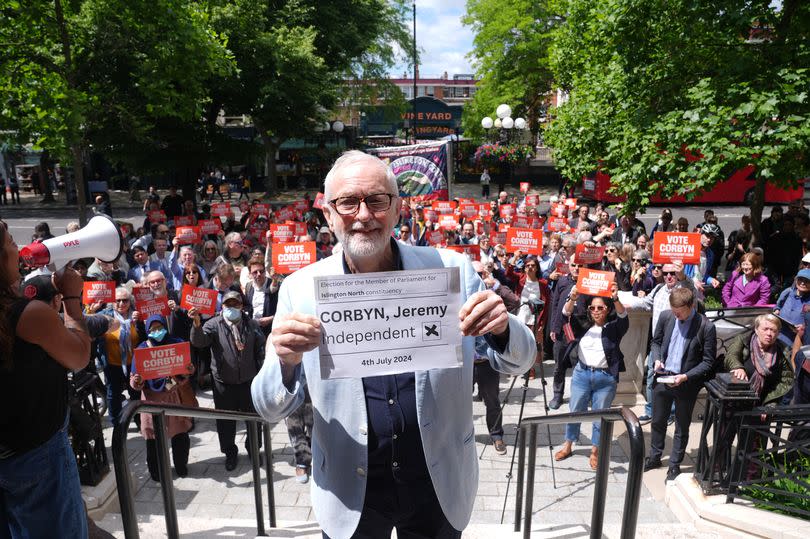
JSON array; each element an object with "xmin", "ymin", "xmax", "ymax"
[{"xmin": 19, "ymin": 215, "xmax": 124, "ymax": 270}]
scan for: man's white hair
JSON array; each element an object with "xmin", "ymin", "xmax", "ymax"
[{"xmin": 323, "ymin": 150, "xmax": 398, "ymax": 200}]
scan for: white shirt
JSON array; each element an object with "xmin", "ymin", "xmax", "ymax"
[
  {"xmin": 517, "ymin": 279, "xmax": 541, "ymax": 326},
  {"xmin": 251, "ymin": 285, "xmax": 266, "ymax": 320},
  {"xmin": 577, "ymin": 325, "xmax": 608, "ymax": 369}
]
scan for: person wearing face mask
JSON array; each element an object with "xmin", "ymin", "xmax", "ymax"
[
  {"xmin": 131, "ymin": 315, "xmax": 196, "ymax": 481},
  {"xmin": 190, "ymin": 291, "xmax": 265, "ymax": 471}
]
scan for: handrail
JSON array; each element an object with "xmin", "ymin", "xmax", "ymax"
[
  {"xmin": 112, "ymin": 400, "xmax": 276, "ymax": 539},
  {"xmin": 514, "ymin": 407, "xmax": 645, "ymax": 539}
]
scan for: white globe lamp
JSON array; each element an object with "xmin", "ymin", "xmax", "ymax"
[
  {"xmin": 502, "ymin": 117, "xmax": 514, "ymax": 129},
  {"xmin": 481, "ymin": 117, "xmax": 494, "ymax": 129},
  {"xmin": 496, "ymin": 104, "xmax": 512, "ymax": 119}
]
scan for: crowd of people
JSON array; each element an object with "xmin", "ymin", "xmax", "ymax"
[{"xmin": 2, "ymin": 150, "xmax": 810, "ymax": 536}]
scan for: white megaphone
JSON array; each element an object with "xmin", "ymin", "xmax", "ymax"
[{"xmin": 19, "ymin": 214, "xmax": 124, "ymax": 269}]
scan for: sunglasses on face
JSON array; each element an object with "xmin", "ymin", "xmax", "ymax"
[
  {"xmin": 663, "ymin": 271, "xmax": 678, "ymax": 276},
  {"xmin": 185, "ymin": 271, "xmax": 199, "ymax": 276},
  {"xmin": 605, "ymin": 248, "xmax": 617, "ymax": 252},
  {"xmin": 653, "ymin": 265, "xmax": 663, "ymax": 270},
  {"xmin": 589, "ymin": 305, "xmax": 607, "ymax": 312},
  {"xmin": 115, "ymin": 298, "xmax": 130, "ymax": 304},
  {"xmin": 798, "ymin": 278, "xmax": 810, "ymax": 285},
  {"xmin": 570, "ymin": 264, "xmax": 581, "ymax": 268}
]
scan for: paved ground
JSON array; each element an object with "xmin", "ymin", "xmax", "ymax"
[{"xmin": 92, "ymin": 364, "xmax": 693, "ymax": 538}]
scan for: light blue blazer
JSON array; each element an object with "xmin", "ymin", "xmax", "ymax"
[{"xmin": 251, "ymin": 243, "xmax": 535, "ymax": 539}]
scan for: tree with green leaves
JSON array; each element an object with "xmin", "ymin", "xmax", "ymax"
[
  {"xmin": 461, "ymin": 0, "xmax": 558, "ymax": 142},
  {"xmin": 208, "ymin": 0, "xmax": 411, "ymax": 195},
  {"xmin": 545, "ymin": 0, "xmax": 810, "ymax": 240},
  {"xmin": 0, "ymin": 0, "xmax": 232, "ymax": 223}
]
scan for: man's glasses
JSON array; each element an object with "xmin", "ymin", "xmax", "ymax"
[
  {"xmin": 250, "ymin": 269, "xmax": 264, "ymax": 276},
  {"xmin": 589, "ymin": 305, "xmax": 607, "ymax": 312},
  {"xmin": 147, "ymin": 279, "xmax": 164, "ymax": 285},
  {"xmin": 330, "ymin": 193, "xmax": 396, "ymax": 216},
  {"xmin": 663, "ymin": 271, "xmax": 678, "ymax": 276},
  {"xmin": 115, "ymin": 298, "xmax": 130, "ymax": 304}
]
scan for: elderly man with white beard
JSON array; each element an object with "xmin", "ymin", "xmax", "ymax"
[{"xmin": 251, "ymin": 151, "xmax": 535, "ymax": 539}]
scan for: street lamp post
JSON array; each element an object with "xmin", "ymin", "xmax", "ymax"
[{"xmin": 481, "ymin": 103, "xmax": 527, "ymax": 191}]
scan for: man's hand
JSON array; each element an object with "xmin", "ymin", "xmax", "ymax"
[
  {"xmin": 259, "ymin": 316, "xmax": 274, "ymax": 327},
  {"xmin": 188, "ymin": 307, "xmax": 202, "ymax": 327},
  {"xmin": 669, "ymin": 374, "xmax": 688, "ymax": 387},
  {"xmin": 271, "ymin": 313, "xmax": 321, "ymax": 367},
  {"xmin": 673, "ymin": 260, "xmax": 685, "ymax": 279},
  {"xmin": 459, "ymin": 290, "xmax": 509, "ymax": 337}
]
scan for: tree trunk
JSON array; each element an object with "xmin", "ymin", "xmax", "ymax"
[
  {"xmin": 261, "ymin": 134, "xmax": 279, "ymax": 197},
  {"xmin": 750, "ymin": 174, "xmax": 766, "ymax": 247},
  {"xmin": 71, "ymin": 144, "xmax": 88, "ymax": 226}
]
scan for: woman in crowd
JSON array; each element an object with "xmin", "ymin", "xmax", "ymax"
[
  {"xmin": 630, "ymin": 250, "xmax": 655, "ymax": 297},
  {"xmin": 0, "ymin": 221, "xmax": 91, "ymax": 537},
  {"xmin": 555, "ymin": 284, "xmax": 628, "ymax": 469},
  {"xmin": 724, "ymin": 314, "xmax": 793, "ymax": 406},
  {"xmin": 99, "ymin": 287, "xmax": 144, "ymax": 425},
  {"xmin": 200, "ymin": 239, "xmax": 221, "ymax": 277},
  {"xmin": 130, "ymin": 315, "xmax": 197, "ymax": 481},
  {"xmin": 511, "ymin": 255, "xmax": 550, "ymax": 377},
  {"xmin": 601, "ymin": 242, "xmax": 631, "ymax": 291},
  {"xmin": 721, "ymin": 252, "xmax": 771, "ymax": 308},
  {"xmin": 774, "ymin": 269, "xmax": 810, "ymax": 346}
]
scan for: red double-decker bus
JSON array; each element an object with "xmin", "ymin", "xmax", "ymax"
[{"xmin": 581, "ymin": 165, "xmax": 802, "ymax": 205}]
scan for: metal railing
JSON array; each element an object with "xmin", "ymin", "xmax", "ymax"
[
  {"xmin": 726, "ymin": 404, "xmax": 810, "ymax": 520},
  {"xmin": 514, "ymin": 407, "xmax": 645, "ymax": 539},
  {"xmin": 112, "ymin": 401, "xmax": 276, "ymax": 539}
]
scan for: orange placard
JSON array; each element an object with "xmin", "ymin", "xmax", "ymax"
[
  {"xmin": 426, "ymin": 230, "xmax": 444, "ymax": 246},
  {"xmin": 270, "ymin": 223, "xmax": 296, "ymax": 243},
  {"xmin": 424, "ymin": 209, "xmax": 438, "ymax": 222},
  {"xmin": 82, "ymin": 281, "xmax": 115, "ymax": 304},
  {"xmin": 438, "ymin": 214, "xmax": 458, "ymax": 231},
  {"xmin": 174, "ymin": 215, "xmax": 194, "ymax": 227},
  {"xmin": 499, "ymin": 204, "xmax": 515, "ymax": 219},
  {"xmin": 458, "ymin": 197, "xmax": 476, "ymax": 205},
  {"xmin": 576, "ymin": 268, "xmax": 615, "ymax": 298},
  {"xmin": 564, "ymin": 197, "xmax": 578, "ymax": 208},
  {"xmin": 547, "ymin": 217, "xmax": 569, "ymax": 232},
  {"xmin": 447, "ymin": 244, "xmax": 480, "ymax": 261},
  {"xmin": 132, "ymin": 286, "xmax": 170, "ymax": 317},
  {"xmin": 555, "ymin": 262, "xmax": 570, "ymax": 275},
  {"xmin": 273, "ymin": 241, "xmax": 316, "ymax": 274},
  {"xmin": 148, "ymin": 210, "xmax": 167, "ymax": 224},
  {"xmin": 505, "ymin": 227, "xmax": 544, "ymax": 255},
  {"xmin": 199, "ymin": 219, "xmax": 222, "ymax": 236},
  {"xmin": 514, "ymin": 216, "xmax": 542, "ymax": 229},
  {"xmin": 574, "ymin": 244, "xmax": 606, "ymax": 265},
  {"xmin": 653, "ymin": 232, "xmax": 701, "ymax": 264},
  {"xmin": 211, "ymin": 203, "xmax": 230, "ymax": 217},
  {"xmin": 313, "ymin": 192, "xmax": 325, "ymax": 210},
  {"xmin": 432, "ymin": 200, "xmax": 457, "ymax": 214},
  {"xmin": 520, "ymin": 182, "xmax": 530, "ymax": 193},
  {"xmin": 525, "ymin": 194, "xmax": 540, "ymax": 207},
  {"xmin": 550, "ymin": 203, "xmax": 568, "ymax": 217},
  {"xmin": 490, "ymin": 230, "xmax": 507, "ymax": 245},
  {"xmin": 180, "ymin": 285, "xmax": 218, "ymax": 316},
  {"xmin": 292, "ymin": 199, "xmax": 309, "ymax": 212},
  {"xmin": 252, "ymin": 203, "xmax": 271, "ymax": 216},
  {"xmin": 175, "ymin": 226, "xmax": 201, "ymax": 245},
  {"xmin": 459, "ymin": 203, "xmax": 478, "ymax": 219},
  {"xmin": 134, "ymin": 342, "xmax": 192, "ymax": 381}
]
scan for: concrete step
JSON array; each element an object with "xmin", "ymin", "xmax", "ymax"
[{"xmin": 93, "ymin": 514, "xmax": 714, "ymax": 539}]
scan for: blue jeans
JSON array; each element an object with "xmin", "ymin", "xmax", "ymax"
[
  {"xmin": 0, "ymin": 416, "xmax": 88, "ymax": 539},
  {"xmin": 565, "ymin": 364, "xmax": 617, "ymax": 447}
]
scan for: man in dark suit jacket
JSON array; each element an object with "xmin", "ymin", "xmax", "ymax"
[{"xmin": 645, "ymin": 287, "xmax": 716, "ymax": 481}]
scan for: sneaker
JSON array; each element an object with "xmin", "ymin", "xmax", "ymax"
[
  {"xmin": 295, "ymin": 466, "xmax": 310, "ymax": 484},
  {"xmin": 666, "ymin": 465, "xmax": 681, "ymax": 482},
  {"xmin": 643, "ymin": 457, "xmax": 662, "ymax": 472},
  {"xmin": 548, "ymin": 396, "xmax": 562, "ymax": 410},
  {"xmin": 638, "ymin": 415, "xmax": 652, "ymax": 425},
  {"xmin": 493, "ymin": 439, "xmax": 507, "ymax": 455},
  {"xmin": 225, "ymin": 452, "xmax": 238, "ymax": 471}
]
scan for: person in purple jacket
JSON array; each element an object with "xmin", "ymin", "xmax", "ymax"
[{"xmin": 722, "ymin": 252, "xmax": 771, "ymax": 308}]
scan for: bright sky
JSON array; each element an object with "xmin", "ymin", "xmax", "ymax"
[{"xmin": 391, "ymin": 0, "xmax": 475, "ymax": 78}]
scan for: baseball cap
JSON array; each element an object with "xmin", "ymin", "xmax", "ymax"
[
  {"xmin": 798, "ymin": 269, "xmax": 810, "ymax": 281},
  {"xmin": 222, "ymin": 291, "xmax": 243, "ymax": 304},
  {"xmin": 319, "ymin": 226, "xmax": 331, "ymax": 234},
  {"xmin": 20, "ymin": 274, "xmax": 59, "ymax": 303}
]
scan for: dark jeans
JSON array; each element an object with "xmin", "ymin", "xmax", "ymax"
[
  {"xmin": 212, "ymin": 380, "xmax": 262, "ymax": 456},
  {"xmin": 104, "ymin": 364, "xmax": 140, "ymax": 425},
  {"xmin": 649, "ymin": 383, "xmax": 698, "ymax": 466},
  {"xmin": 323, "ymin": 478, "xmax": 461, "ymax": 539},
  {"xmin": 145, "ymin": 433, "xmax": 190, "ymax": 479},
  {"xmin": 473, "ymin": 361, "xmax": 503, "ymax": 439},
  {"xmin": 552, "ymin": 339, "xmax": 570, "ymax": 398}
]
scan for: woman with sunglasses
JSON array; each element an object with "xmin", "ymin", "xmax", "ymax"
[
  {"xmin": 200, "ymin": 239, "xmax": 221, "ymax": 277},
  {"xmin": 630, "ymin": 250, "xmax": 655, "ymax": 297},
  {"xmin": 599, "ymin": 242, "xmax": 631, "ymax": 291},
  {"xmin": 512, "ymin": 255, "xmax": 551, "ymax": 370},
  {"xmin": 554, "ymin": 283, "xmax": 628, "ymax": 469},
  {"xmin": 99, "ymin": 287, "xmax": 145, "ymax": 426},
  {"xmin": 173, "ymin": 263, "xmax": 210, "ymax": 387}
]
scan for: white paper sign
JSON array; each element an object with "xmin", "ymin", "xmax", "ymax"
[{"xmin": 315, "ymin": 268, "xmax": 463, "ymax": 379}]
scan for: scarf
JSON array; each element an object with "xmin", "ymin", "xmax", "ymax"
[
  {"xmin": 114, "ymin": 310, "xmax": 133, "ymax": 376},
  {"xmin": 750, "ymin": 333, "xmax": 776, "ymax": 396},
  {"xmin": 225, "ymin": 317, "xmax": 245, "ymax": 352}
]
